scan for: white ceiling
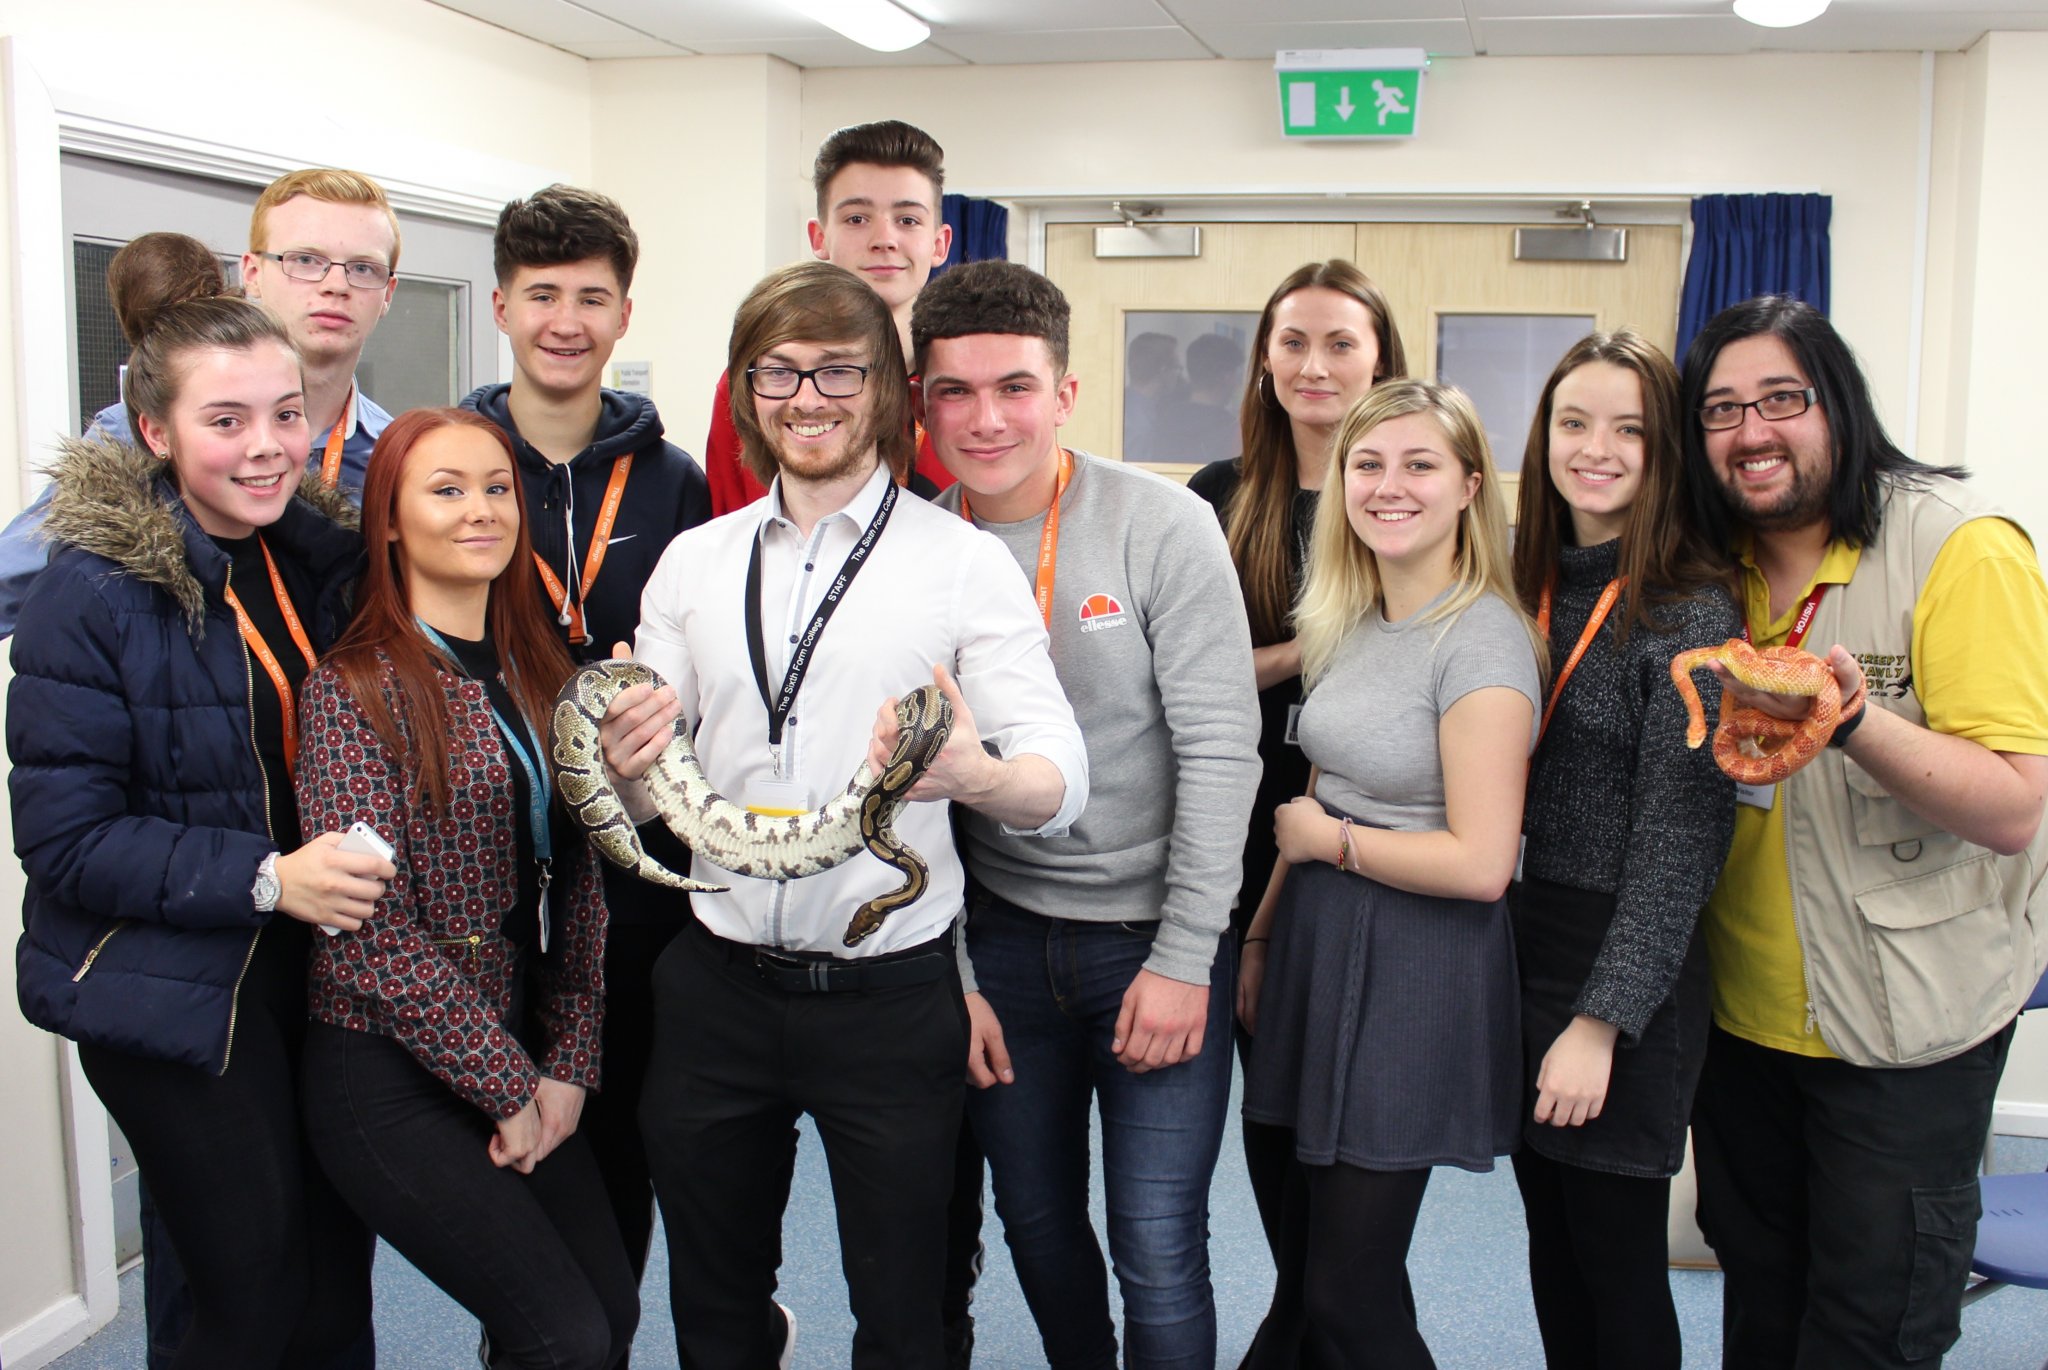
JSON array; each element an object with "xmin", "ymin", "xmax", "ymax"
[{"xmin": 428, "ymin": 0, "xmax": 2048, "ymax": 65}]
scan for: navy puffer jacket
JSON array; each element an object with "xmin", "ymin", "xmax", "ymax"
[{"xmin": 10, "ymin": 439, "xmax": 360, "ymax": 1073}]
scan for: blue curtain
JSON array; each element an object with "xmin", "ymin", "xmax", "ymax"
[
  {"xmin": 1676, "ymin": 194, "xmax": 1831, "ymax": 361},
  {"xmin": 935, "ymin": 194, "xmax": 1008, "ymax": 276}
]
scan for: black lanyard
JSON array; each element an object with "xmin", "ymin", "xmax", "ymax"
[{"xmin": 744, "ymin": 479, "xmax": 898, "ymax": 749}]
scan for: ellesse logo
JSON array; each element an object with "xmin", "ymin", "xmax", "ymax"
[{"xmin": 1077, "ymin": 592, "xmax": 1129, "ymax": 635}]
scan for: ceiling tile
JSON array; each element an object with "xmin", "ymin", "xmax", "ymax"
[
  {"xmin": 582, "ymin": 0, "xmax": 824, "ymax": 43},
  {"xmin": 427, "ymin": 0, "xmax": 658, "ymax": 44},
  {"xmin": 1461, "ymin": 0, "xmax": 1727, "ymax": 16},
  {"xmin": 910, "ymin": 0, "xmax": 1184, "ymax": 30},
  {"xmin": 683, "ymin": 34, "xmax": 969, "ymax": 66},
  {"xmin": 563, "ymin": 37, "xmax": 700, "ymax": 57},
  {"xmin": 934, "ymin": 26, "xmax": 1217, "ymax": 63},
  {"xmin": 1167, "ymin": 0, "xmax": 1462, "ymax": 20},
  {"xmin": 1188, "ymin": 18, "xmax": 1478, "ymax": 59},
  {"xmin": 1471, "ymin": 15, "xmax": 1762, "ymax": 55}
]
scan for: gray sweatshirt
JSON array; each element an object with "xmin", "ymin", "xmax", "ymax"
[{"xmin": 938, "ymin": 451, "xmax": 1261, "ymax": 986}]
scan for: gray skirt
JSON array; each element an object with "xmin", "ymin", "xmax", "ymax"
[{"xmin": 1243, "ymin": 858, "xmax": 1522, "ymax": 1173}]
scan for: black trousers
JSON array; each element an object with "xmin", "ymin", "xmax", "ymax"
[
  {"xmin": 1511, "ymin": 1148, "xmax": 1681, "ymax": 1370},
  {"xmin": 77, "ymin": 926, "xmax": 373, "ymax": 1370},
  {"xmin": 1691, "ymin": 1022, "xmax": 2014, "ymax": 1369},
  {"xmin": 642, "ymin": 919, "xmax": 970, "ymax": 1370},
  {"xmin": 581, "ymin": 918, "xmax": 677, "ymax": 1287},
  {"xmin": 303, "ymin": 1022, "xmax": 640, "ymax": 1370}
]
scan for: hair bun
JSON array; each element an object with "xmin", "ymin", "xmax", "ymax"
[{"xmin": 107, "ymin": 233, "xmax": 230, "ymax": 345}]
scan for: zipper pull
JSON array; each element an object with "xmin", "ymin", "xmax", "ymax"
[
  {"xmin": 1804, "ymin": 1001, "xmax": 1818, "ymax": 1035},
  {"xmin": 536, "ymin": 860, "xmax": 554, "ymax": 955}
]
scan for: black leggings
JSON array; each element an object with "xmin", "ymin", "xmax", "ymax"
[
  {"xmin": 303, "ymin": 1022, "xmax": 639, "ymax": 1370},
  {"xmin": 76, "ymin": 929, "xmax": 372, "ymax": 1370},
  {"xmin": 1511, "ymin": 1148, "xmax": 1680, "ymax": 1370},
  {"xmin": 1244, "ymin": 1141, "xmax": 1435, "ymax": 1370}
]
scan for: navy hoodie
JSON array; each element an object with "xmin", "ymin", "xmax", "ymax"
[{"xmin": 461, "ymin": 384, "xmax": 710, "ymax": 664}]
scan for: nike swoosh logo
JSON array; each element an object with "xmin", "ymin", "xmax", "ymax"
[{"xmin": 606, "ymin": 534, "xmax": 638, "ymax": 546}]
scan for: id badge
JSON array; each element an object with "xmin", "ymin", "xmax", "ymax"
[
  {"xmin": 746, "ymin": 778, "xmax": 809, "ymax": 818},
  {"xmin": 1735, "ymin": 781, "xmax": 1776, "ymax": 810},
  {"xmin": 1283, "ymin": 703, "xmax": 1304, "ymax": 747}
]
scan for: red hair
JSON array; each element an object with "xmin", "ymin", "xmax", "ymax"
[{"xmin": 326, "ymin": 407, "xmax": 576, "ymax": 813}]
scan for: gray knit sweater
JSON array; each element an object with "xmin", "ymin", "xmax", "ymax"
[{"xmin": 1520, "ymin": 539, "xmax": 1739, "ymax": 1040}]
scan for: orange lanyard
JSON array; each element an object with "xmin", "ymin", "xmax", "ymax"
[
  {"xmin": 1741, "ymin": 583, "xmax": 1828, "ymax": 649},
  {"xmin": 223, "ymin": 537, "xmax": 319, "ymax": 778},
  {"xmin": 1535, "ymin": 576, "xmax": 1626, "ymax": 746},
  {"xmin": 318, "ymin": 385, "xmax": 353, "ymax": 488},
  {"xmin": 531, "ymin": 455, "xmax": 633, "ymax": 646},
  {"xmin": 958, "ymin": 448, "xmax": 1073, "ymax": 629}
]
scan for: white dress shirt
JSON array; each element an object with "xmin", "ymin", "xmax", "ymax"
[{"xmin": 635, "ymin": 461, "xmax": 1088, "ymax": 958}]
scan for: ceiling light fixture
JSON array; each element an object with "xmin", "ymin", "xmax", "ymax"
[
  {"xmin": 1732, "ymin": 0, "xmax": 1830, "ymax": 27},
  {"xmin": 794, "ymin": 0, "xmax": 931, "ymax": 53}
]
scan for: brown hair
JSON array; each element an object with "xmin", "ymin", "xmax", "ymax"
[
  {"xmin": 1227, "ymin": 260, "xmax": 1408, "ymax": 645},
  {"xmin": 1512, "ymin": 330, "xmax": 1733, "ymax": 639},
  {"xmin": 813, "ymin": 120, "xmax": 945, "ymax": 216},
  {"xmin": 326, "ymin": 408, "xmax": 577, "ymax": 814},
  {"xmin": 249, "ymin": 168, "xmax": 401, "ymax": 271},
  {"xmin": 910, "ymin": 260, "xmax": 1068, "ymax": 375},
  {"xmin": 726, "ymin": 262, "xmax": 914, "ymax": 487},
  {"xmin": 111, "ymin": 232, "xmax": 296, "ymax": 441},
  {"xmin": 492, "ymin": 184, "xmax": 639, "ymax": 292}
]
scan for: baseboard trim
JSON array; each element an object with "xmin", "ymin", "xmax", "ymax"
[{"xmin": 1, "ymin": 1293, "xmax": 95, "ymax": 1370}]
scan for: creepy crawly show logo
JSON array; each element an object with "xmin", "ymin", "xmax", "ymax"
[{"xmin": 1077, "ymin": 592, "xmax": 1129, "ymax": 635}]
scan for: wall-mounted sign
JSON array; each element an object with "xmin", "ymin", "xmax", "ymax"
[{"xmin": 1275, "ymin": 48, "xmax": 1427, "ymax": 140}]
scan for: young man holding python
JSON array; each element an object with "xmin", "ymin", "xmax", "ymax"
[
  {"xmin": 1677, "ymin": 294, "xmax": 2048, "ymax": 1369},
  {"xmin": 596, "ymin": 259, "xmax": 1086, "ymax": 1370}
]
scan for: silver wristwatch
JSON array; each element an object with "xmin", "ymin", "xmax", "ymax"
[{"xmin": 252, "ymin": 852, "xmax": 282, "ymax": 913}]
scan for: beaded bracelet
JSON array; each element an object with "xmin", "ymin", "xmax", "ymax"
[{"xmin": 1336, "ymin": 816, "xmax": 1354, "ymax": 873}]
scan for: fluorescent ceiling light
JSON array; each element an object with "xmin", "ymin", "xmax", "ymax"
[
  {"xmin": 1732, "ymin": 0, "xmax": 1830, "ymax": 27},
  {"xmin": 794, "ymin": 0, "xmax": 931, "ymax": 52}
]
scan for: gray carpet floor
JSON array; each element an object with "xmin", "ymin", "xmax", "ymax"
[{"xmin": 50, "ymin": 1080, "xmax": 2048, "ymax": 1369}]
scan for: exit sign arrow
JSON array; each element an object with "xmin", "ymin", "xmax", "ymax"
[{"xmin": 1336, "ymin": 86, "xmax": 1355, "ymax": 120}]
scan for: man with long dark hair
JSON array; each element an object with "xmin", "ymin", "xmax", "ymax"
[{"xmin": 1679, "ymin": 295, "xmax": 2048, "ymax": 1368}]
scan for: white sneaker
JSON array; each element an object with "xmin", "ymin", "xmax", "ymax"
[{"xmin": 776, "ymin": 1301, "xmax": 797, "ymax": 1370}]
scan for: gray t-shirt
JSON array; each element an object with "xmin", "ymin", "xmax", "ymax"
[{"xmin": 1299, "ymin": 589, "xmax": 1541, "ymax": 830}]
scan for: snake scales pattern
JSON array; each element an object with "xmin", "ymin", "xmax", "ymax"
[{"xmin": 549, "ymin": 661, "xmax": 954, "ymax": 946}]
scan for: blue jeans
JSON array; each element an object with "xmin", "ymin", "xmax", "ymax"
[{"xmin": 965, "ymin": 891, "xmax": 1234, "ymax": 1370}]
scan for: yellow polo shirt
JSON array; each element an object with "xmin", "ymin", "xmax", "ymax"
[{"xmin": 1706, "ymin": 517, "xmax": 2048, "ymax": 1056}]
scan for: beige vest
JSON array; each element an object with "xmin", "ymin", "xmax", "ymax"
[{"xmin": 1782, "ymin": 475, "xmax": 2048, "ymax": 1066}]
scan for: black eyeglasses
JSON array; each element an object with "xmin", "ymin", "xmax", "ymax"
[
  {"xmin": 1699, "ymin": 387, "xmax": 1817, "ymax": 431},
  {"xmin": 746, "ymin": 363, "xmax": 871, "ymax": 399},
  {"xmin": 258, "ymin": 251, "xmax": 393, "ymax": 290}
]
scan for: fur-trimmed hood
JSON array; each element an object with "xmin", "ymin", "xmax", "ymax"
[{"xmin": 38, "ymin": 436, "xmax": 360, "ymax": 631}]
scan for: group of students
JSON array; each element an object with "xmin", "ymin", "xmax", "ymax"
[{"xmin": 7, "ymin": 116, "xmax": 2048, "ymax": 1370}]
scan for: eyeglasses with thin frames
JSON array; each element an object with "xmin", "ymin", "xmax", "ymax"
[
  {"xmin": 746, "ymin": 363, "xmax": 871, "ymax": 400},
  {"xmin": 258, "ymin": 251, "xmax": 393, "ymax": 290},
  {"xmin": 1698, "ymin": 387, "xmax": 1817, "ymax": 431}
]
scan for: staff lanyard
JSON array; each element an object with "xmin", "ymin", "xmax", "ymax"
[
  {"xmin": 317, "ymin": 385, "xmax": 354, "ymax": 488},
  {"xmin": 958, "ymin": 448, "xmax": 1074, "ymax": 630},
  {"xmin": 1534, "ymin": 576, "xmax": 1626, "ymax": 747},
  {"xmin": 531, "ymin": 455, "xmax": 634, "ymax": 646},
  {"xmin": 418, "ymin": 622, "xmax": 556, "ymax": 946},
  {"xmin": 1741, "ymin": 583, "xmax": 1829, "ymax": 649},
  {"xmin": 224, "ymin": 537, "xmax": 319, "ymax": 779},
  {"xmin": 745, "ymin": 479, "xmax": 898, "ymax": 751}
]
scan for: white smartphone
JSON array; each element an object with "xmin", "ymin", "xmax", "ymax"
[{"xmin": 324, "ymin": 822, "xmax": 395, "ymax": 937}]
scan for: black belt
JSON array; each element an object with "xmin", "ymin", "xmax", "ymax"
[{"xmin": 690, "ymin": 916, "xmax": 954, "ymax": 994}]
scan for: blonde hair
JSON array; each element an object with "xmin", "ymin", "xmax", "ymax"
[
  {"xmin": 250, "ymin": 168, "xmax": 401, "ymax": 271},
  {"xmin": 1295, "ymin": 380, "xmax": 1545, "ymax": 687}
]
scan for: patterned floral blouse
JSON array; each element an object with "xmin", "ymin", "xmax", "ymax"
[{"xmin": 296, "ymin": 654, "xmax": 607, "ymax": 1119}]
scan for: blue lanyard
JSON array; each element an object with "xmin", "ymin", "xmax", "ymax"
[{"xmin": 417, "ymin": 621, "xmax": 552, "ymax": 864}]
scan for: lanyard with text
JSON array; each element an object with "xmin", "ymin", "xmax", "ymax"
[
  {"xmin": 224, "ymin": 537, "xmax": 319, "ymax": 779},
  {"xmin": 957, "ymin": 448, "xmax": 1074, "ymax": 630},
  {"xmin": 532, "ymin": 455, "xmax": 634, "ymax": 646},
  {"xmin": 417, "ymin": 622, "xmax": 557, "ymax": 948},
  {"xmin": 318, "ymin": 385, "xmax": 354, "ymax": 488},
  {"xmin": 1741, "ymin": 582, "xmax": 1829, "ymax": 650},
  {"xmin": 745, "ymin": 479, "xmax": 899, "ymax": 751},
  {"xmin": 1534, "ymin": 576, "xmax": 1627, "ymax": 747}
]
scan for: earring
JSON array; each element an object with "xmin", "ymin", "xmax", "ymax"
[{"xmin": 155, "ymin": 450, "xmax": 171, "ymax": 461}]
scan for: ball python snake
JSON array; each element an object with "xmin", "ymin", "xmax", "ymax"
[
  {"xmin": 549, "ymin": 661, "xmax": 954, "ymax": 946},
  {"xmin": 1670, "ymin": 639, "xmax": 1863, "ymax": 785}
]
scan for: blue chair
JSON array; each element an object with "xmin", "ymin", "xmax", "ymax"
[{"xmin": 1961, "ymin": 963, "xmax": 2048, "ymax": 1368}]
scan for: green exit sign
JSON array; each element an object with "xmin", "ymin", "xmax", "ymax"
[{"xmin": 1276, "ymin": 49, "xmax": 1427, "ymax": 140}]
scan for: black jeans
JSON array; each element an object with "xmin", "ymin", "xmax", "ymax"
[
  {"xmin": 1511, "ymin": 1148, "xmax": 1681, "ymax": 1369},
  {"xmin": 77, "ymin": 926, "xmax": 372, "ymax": 1370},
  {"xmin": 1691, "ymin": 1022, "xmax": 2014, "ymax": 1369},
  {"xmin": 641, "ymin": 918, "xmax": 969, "ymax": 1370},
  {"xmin": 303, "ymin": 1022, "xmax": 639, "ymax": 1370}
]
